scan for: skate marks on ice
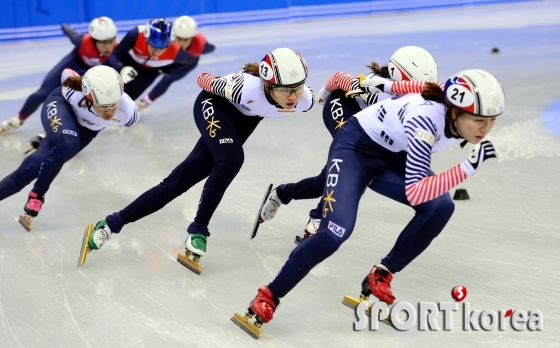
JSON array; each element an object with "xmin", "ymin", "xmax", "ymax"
[{"xmin": 78, "ymin": 223, "xmax": 93, "ymax": 267}]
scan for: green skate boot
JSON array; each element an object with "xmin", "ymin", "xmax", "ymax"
[
  {"xmin": 78, "ymin": 220, "xmax": 112, "ymax": 267},
  {"xmin": 177, "ymin": 234, "xmax": 207, "ymax": 275}
]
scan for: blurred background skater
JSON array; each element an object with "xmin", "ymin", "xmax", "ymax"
[
  {"xmin": 135, "ymin": 15, "xmax": 216, "ymax": 111},
  {"xmin": 104, "ymin": 17, "xmax": 215, "ymax": 112},
  {"xmin": 1, "ymin": 17, "xmax": 118, "ymax": 134}
]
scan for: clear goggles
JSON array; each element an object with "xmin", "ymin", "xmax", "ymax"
[
  {"xmin": 270, "ymin": 83, "xmax": 305, "ymax": 96},
  {"xmin": 94, "ymin": 101, "xmax": 119, "ymax": 112}
]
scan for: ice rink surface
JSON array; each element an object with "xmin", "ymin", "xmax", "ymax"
[{"xmin": 1, "ymin": 1, "xmax": 559, "ymax": 347}]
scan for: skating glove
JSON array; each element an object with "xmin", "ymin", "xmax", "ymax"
[
  {"xmin": 315, "ymin": 86, "xmax": 331, "ymax": 106},
  {"xmin": 360, "ymin": 76, "xmax": 393, "ymax": 94},
  {"xmin": 120, "ymin": 66, "xmax": 138, "ymax": 84},
  {"xmin": 136, "ymin": 98, "xmax": 149, "ymax": 111},
  {"xmin": 461, "ymin": 140, "xmax": 497, "ymax": 176}
]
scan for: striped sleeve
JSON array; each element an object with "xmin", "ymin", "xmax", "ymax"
[
  {"xmin": 403, "ymin": 115, "xmax": 467, "ymax": 206},
  {"xmin": 324, "ymin": 72, "xmax": 360, "ymax": 93},
  {"xmin": 196, "ymin": 72, "xmax": 243, "ymax": 103},
  {"xmin": 197, "ymin": 72, "xmax": 216, "ymax": 92},
  {"xmin": 124, "ymin": 106, "xmax": 139, "ymax": 127},
  {"xmin": 391, "ymin": 81, "xmax": 445, "ymax": 95}
]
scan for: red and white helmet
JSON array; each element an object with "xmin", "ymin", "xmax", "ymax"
[
  {"xmin": 444, "ymin": 69, "xmax": 505, "ymax": 117},
  {"xmin": 88, "ymin": 17, "xmax": 117, "ymax": 41},
  {"xmin": 259, "ymin": 48, "xmax": 308, "ymax": 86},
  {"xmin": 82, "ymin": 66, "xmax": 123, "ymax": 106},
  {"xmin": 172, "ymin": 16, "xmax": 198, "ymax": 39},
  {"xmin": 388, "ymin": 46, "xmax": 438, "ymax": 82}
]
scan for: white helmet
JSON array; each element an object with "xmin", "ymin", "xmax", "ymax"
[
  {"xmin": 88, "ymin": 17, "xmax": 117, "ymax": 41},
  {"xmin": 388, "ymin": 46, "xmax": 437, "ymax": 82},
  {"xmin": 172, "ymin": 16, "xmax": 198, "ymax": 39},
  {"xmin": 259, "ymin": 48, "xmax": 308, "ymax": 86},
  {"xmin": 82, "ymin": 66, "xmax": 123, "ymax": 106},
  {"xmin": 444, "ymin": 69, "xmax": 505, "ymax": 117}
]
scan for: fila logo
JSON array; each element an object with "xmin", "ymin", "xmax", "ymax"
[
  {"xmin": 219, "ymin": 138, "xmax": 233, "ymax": 144},
  {"xmin": 328, "ymin": 221, "xmax": 346, "ymax": 237},
  {"xmin": 62, "ymin": 129, "xmax": 77, "ymax": 136}
]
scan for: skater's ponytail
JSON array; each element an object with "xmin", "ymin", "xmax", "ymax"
[
  {"xmin": 242, "ymin": 63, "xmax": 260, "ymax": 77},
  {"xmin": 63, "ymin": 76, "xmax": 83, "ymax": 91},
  {"xmin": 63, "ymin": 76, "xmax": 94, "ymax": 109},
  {"xmin": 421, "ymin": 82, "xmax": 445, "ymax": 103},
  {"xmin": 366, "ymin": 61, "xmax": 390, "ymax": 78}
]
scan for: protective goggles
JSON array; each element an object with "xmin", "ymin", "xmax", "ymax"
[
  {"xmin": 269, "ymin": 83, "xmax": 305, "ymax": 96},
  {"xmin": 94, "ymin": 101, "xmax": 119, "ymax": 111}
]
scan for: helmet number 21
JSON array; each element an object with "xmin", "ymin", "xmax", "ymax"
[{"xmin": 450, "ymin": 88, "xmax": 465, "ymax": 103}]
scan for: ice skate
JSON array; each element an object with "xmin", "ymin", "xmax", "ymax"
[
  {"xmin": 25, "ymin": 132, "xmax": 46, "ymax": 155},
  {"xmin": 250, "ymin": 183, "xmax": 273, "ymax": 239},
  {"xmin": 78, "ymin": 220, "xmax": 112, "ymax": 267},
  {"xmin": 294, "ymin": 217, "xmax": 319, "ymax": 245},
  {"xmin": 231, "ymin": 286, "xmax": 279, "ymax": 339},
  {"xmin": 177, "ymin": 233, "xmax": 207, "ymax": 274},
  {"xmin": 342, "ymin": 266, "xmax": 394, "ymax": 326},
  {"xmin": 0, "ymin": 115, "xmax": 23, "ymax": 133},
  {"xmin": 19, "ymin": 191, "xmax": 44, "ymax": 232}
]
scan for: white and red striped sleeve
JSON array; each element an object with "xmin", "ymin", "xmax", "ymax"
[
  {"xmin": 405, "ymin": 164, "xmax": 468, "ymax": 206},
  {"xmin": 391, "ymin": 81, "xmax": 445, "ymax": 95},
  {"xmin": 403, "ymin": 114, "xmax": 469, "ymax": 206},
  {"xmin": 324, "ymin": 72, "xmax": 360, "ymax": 93},
  {"xmin": 197, "ymin": 72, "xmax": 217, "ymax": 92}
]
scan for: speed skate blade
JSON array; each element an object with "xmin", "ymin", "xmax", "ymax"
[
  {"xmin": 342, "ymin": 295, "xmax": 371, "ymax": 313},
  {"xmin": 231, "ymin": 312, "xmax": 263, "ymax": 339},
  {"xmin": 19, "ymin": 215, "xmax": 33, "ymax": 232},
  {"xmin": 250, "ymin": 183, "xmax": 273, "ymax": 239},
  {"xmin": 78, "ymin": 224, "xmax": 93, "ymax": 267},
  {"xmin": 177, "ymin": 253, "xmax": 203, "ymax": 275},
  {"xmin": 343, "ymin": 295, "xmax": 393, "ymax": 326}
]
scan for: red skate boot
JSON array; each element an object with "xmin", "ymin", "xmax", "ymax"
[
  {"xmin": 367, "ymin": 265, "xmax": 395, "ymax": 305},
  {"xmin": 19, "ymin": 191, "xmax": 44, "ymax": 231},
  {"xmin": 231, "ymin": 286, "xmax": 280, "ymax": 339}
]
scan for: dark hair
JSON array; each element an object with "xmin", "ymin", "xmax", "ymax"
[
  {"xmin": 365, "ymin": 61, "xmax": 390, "ymax": 78},
  {"xmin": 420, "ymin": 82, "xmax": 464, "ymax": 126},
  {"xmin": 63, "ymin": 76, "xmax": 92, "ymax": 108}
]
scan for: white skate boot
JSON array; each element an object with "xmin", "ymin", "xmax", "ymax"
[
  {"xmin": 260, "ymin": 189, "xmax": 283, "ymax": 221},
  {"xmin": 294, "ymin": 218, "xmax": 320, "ymax": 245},
  {"xmin": 1, "ymin": 115, "xmax": 23, "ymax": 133}
]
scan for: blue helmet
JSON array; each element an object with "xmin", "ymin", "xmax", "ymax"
[{"xmin": 144, "ymin": 18, "xmax": 173, "ymax": 49}]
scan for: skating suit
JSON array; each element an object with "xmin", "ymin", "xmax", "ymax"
[
  {"xmin": 106, "ymin": 72, "xmax": 313, "ymax": 236},
  {"xmin": 18, "ymin": 24, "xmax": 117, "ymax": 120},
  {"xmin": 268, "ymin": 94, "xmax": 465, "ymax": 298},
  {"xmin": 0, "ymin": 86, "xmax": 137, "ymax": 200},
  {"xmin": 104, "ymin": 25, "xmax": 198, "ymax": 100}
]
